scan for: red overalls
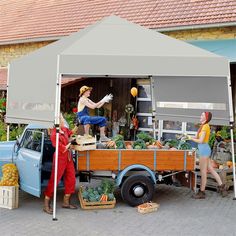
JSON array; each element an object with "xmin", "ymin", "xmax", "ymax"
[{"xmin": 44, "ymin": 127, "xmax": 76, "ymax": 198}]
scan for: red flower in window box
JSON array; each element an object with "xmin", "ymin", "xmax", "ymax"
[{"xmin": 72, "ymin": 107, "xmax": 77, "ymax": 113}]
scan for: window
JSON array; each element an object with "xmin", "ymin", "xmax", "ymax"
[
  {"xmin": 136, "ymin": 79, "xmax": 198, "ymax": 141},
  {"xmin": 163, "ymin": 121, "xmax": 182, "ymax": 131},
  {"xmin": 21, "ymin": 130, "xmax": 43, "ymax": 152},
  {"xmin": 186, "ymin": 122, "xmax": 199, "ymax": 132},
  {"xmin": 138, "ymin": 84, "xmax": 151, "ymax": 99}
]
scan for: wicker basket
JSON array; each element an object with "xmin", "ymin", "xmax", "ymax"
[{"xmin": 137, "ymin": 202, "xmax": 159, "ymax": 214}]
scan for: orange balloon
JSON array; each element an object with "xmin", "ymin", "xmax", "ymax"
[{"xmin": 130, "ymin": 87, "xmax": 138, "ymax": 97}]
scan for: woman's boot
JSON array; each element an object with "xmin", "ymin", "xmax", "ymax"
[
  {"xmin": 62, "ymin": 194, "xmax": 78, "ymax": 209},
  {"xmin": 218, "ymin": 184, "xmax": 228, "ymax": 197},
  {"xmin": 192, "ymin": 190, "xmax": 206, "ymax": 199},
  {"xmin": 43, "ymin": 196, "xmax": 53, "ymax": 214}
]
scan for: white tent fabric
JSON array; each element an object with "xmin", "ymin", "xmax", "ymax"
[
  {"xmin": 154, "ymin": 76, "xmax": 231, "ymax": 125},
  {"xmin": 6, "ymin": 15, "xmax": 230, "ymax": 126}
]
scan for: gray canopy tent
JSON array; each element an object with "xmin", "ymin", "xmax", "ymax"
[{"xmin": 6, "ymin": 16, "xmax": 236, "ymax": 219}]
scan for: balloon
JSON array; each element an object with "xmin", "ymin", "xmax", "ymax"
[{"xmin": 130, "ymin": 87, "xmax": 138, "ymax": 97}]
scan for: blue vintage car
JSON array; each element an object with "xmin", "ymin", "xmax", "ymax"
[{"xmin": 0, "ymin": 124, "xmax": 55, "ymax": 197}]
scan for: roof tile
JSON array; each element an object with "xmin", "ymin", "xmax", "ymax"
[{"xmin": 0, "ymin": 0, "xmax": 235, "ymax": 43}]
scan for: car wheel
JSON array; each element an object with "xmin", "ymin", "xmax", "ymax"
[{"xmin": 121, "ymin": 174, "xmax": 154, "ymax": 207}]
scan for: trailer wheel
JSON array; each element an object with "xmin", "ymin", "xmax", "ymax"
[{"xmin": 121, "ymin": 175, "xmax": 154, "ymax": 207}]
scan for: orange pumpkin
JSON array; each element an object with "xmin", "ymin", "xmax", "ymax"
[{"xmin": 226, "ymin": 161, "xmax": 233, "ymax": 168}]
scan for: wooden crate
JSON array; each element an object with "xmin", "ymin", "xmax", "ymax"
[
  {"xmin": 196, "ymin": 167, "xmax": 234, "ymax": 190},
  {"xmin": 0, "ymin": 186, "xmax": 19, "ymax": 209},
  {"xmin": 78, "ymin": 187, "xmax": 116, "ymax": 210},
  {"xmin": 73, "ymin": 136, "xmax": 96, "ymax": 151}
]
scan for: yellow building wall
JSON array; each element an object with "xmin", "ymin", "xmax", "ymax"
[
  {"xmin": 0, "ymin": 41, "xmax": 53, "ymax": 67},
  {"xmin": 165, "ymin": 26, "xmax": 236, "ymax": 40}
]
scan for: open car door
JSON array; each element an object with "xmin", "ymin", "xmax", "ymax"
[{"xmin": 14, "ymin": 129, "xmax": 44, "ymax": 197}]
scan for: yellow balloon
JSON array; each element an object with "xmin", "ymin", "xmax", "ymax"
[{"xmin": 130, "ymin": 87, "xmax": 138, "ymax": 97}]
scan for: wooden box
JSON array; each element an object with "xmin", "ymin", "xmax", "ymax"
[
  {"xmin": 78, "ymin": 187, "xmax": 116, "ymax": 210},
  {"xmin": 0, "ymin": 186, "xmax": 19, "ymax": 209},
  {"xmin": 73, "ymin": 136, "xmax": 96, "ymax": 151},
  {"xmin": 137, "ymin": 202, "xmax": 160, "ymax": 214},
  {"xmin": 196, "ymin": 167, "xmax": 234, "ymax": 190}
]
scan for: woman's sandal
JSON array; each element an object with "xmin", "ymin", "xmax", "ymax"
[
  {"xmin": 62, "ymin": 204, "xmax": 78, "ymax": 209},
  {"xmin": 43, "ymin": 206, "xmax": 53, "ymax": 214}
]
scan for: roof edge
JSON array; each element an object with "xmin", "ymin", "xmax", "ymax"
[
  {"xmin": 0, "ymin": 36, "xmax": 63, "ymax": 46},
  {"xmin": 156, "ymin": 22, "xmax": 236, "ymax": 32},
  {"xmin": 0, "ymin": 21, "xmax": 236, "ymax": 46}
]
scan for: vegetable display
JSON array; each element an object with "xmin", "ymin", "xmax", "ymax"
[
  {"xmin": 132, "ymin": 139, "xmax": 147, "ymax": 149},
  {"xmin": 136, "ymin": 132, "xmax": 155, "ymax": 144},
  {"xmin": 81, "ymin": 179, "xmax": 115, "ymax": 202},
  {"xmin": 106, "ymin": 134, "xmax": 126, "ymax": 149}
]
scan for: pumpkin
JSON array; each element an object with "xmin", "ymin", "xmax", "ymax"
[{"xmin": 226, "ymin": 161, "xmax": 233, "ymax": 168}]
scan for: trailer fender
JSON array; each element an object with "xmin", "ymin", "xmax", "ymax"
[{"xmin": 116, "ymin": 164, "xmax": 156, "ymax": 186}]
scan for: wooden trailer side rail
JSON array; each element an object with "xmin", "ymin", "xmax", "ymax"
[{"xmin": 77, "ymin": 149, "xmax": 196, "ymax": 172}]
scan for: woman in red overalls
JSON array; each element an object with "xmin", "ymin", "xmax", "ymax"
[{"xmin": 43, "ymin": 114, "xmax": 77, "ymax": 214}]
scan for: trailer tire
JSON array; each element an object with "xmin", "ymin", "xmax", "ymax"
[{"xmin": 121, "ymin": 175, "xmax": 154, "ymax": 207}]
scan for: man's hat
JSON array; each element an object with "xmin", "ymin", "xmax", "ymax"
[{"xmin": 79, "ymin": 86, "xmax": 92, "ymax": 96}]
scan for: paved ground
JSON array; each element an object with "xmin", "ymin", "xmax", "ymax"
[{"xmin": 0, "ymin": 179, "xmax": 236, "ymax": 236}]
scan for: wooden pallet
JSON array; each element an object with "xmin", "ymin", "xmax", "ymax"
[
  {"xmin": 78, "ymin": 187, "xmax": 116, "ymax": 210},
  {"xmin": 196, "ymin": 167, "xmax": 234, "ymax": 190}
]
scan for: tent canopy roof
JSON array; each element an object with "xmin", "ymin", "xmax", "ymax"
[
  {"xmin": 13, "ymin": 15, "xmax": 229, "ymax": 77},
  {"xmin": 6, "ymin": 16, "xmax": 231, "ymax": 126}
]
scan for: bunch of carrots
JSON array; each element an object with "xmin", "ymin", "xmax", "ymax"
[{"xmin": 100, "ymin": 194, "xmax": 108, "ymax": 202}]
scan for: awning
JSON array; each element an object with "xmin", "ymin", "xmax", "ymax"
[{"xmin": 188, "ymin": 39, "xmax": 236, "ymax": 63}]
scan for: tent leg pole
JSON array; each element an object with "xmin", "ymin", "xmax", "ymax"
[
  {"xmin": 150, "ymin": 76, "xmax": 156, "ymax": 139},
  {"xmin": 52, "ymin": 57, "xmax": 62, "ymax": 220},
  {"xmin": 7, "ymin": 124, "xmax": 10, "ymax": 141},
  {"xmin": 52, "ymin": 127, "xmax": 60, "ymax": 219},
  {"xmin": 230, "ymin": 124, "xmax": 236, "ymax": 200}
]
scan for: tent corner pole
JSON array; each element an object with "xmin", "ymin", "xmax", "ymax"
[
  {"xmin": 6, "ymin": 63, "xmax": 10, "ymax": 142},
  {"xmin": 150, "ymin": 76, "xmax": 156, "ymax": 139},
  {"xmin": 6, "ymin": 124, "xmax": 10, "ymax": 141},
  {"xmin": 52, "ymin": 56, "xmax": 62, "ymax": 220},
  {"xmin": 52, "ymin": 124, "xmax": 60, "ymax": 220}
]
